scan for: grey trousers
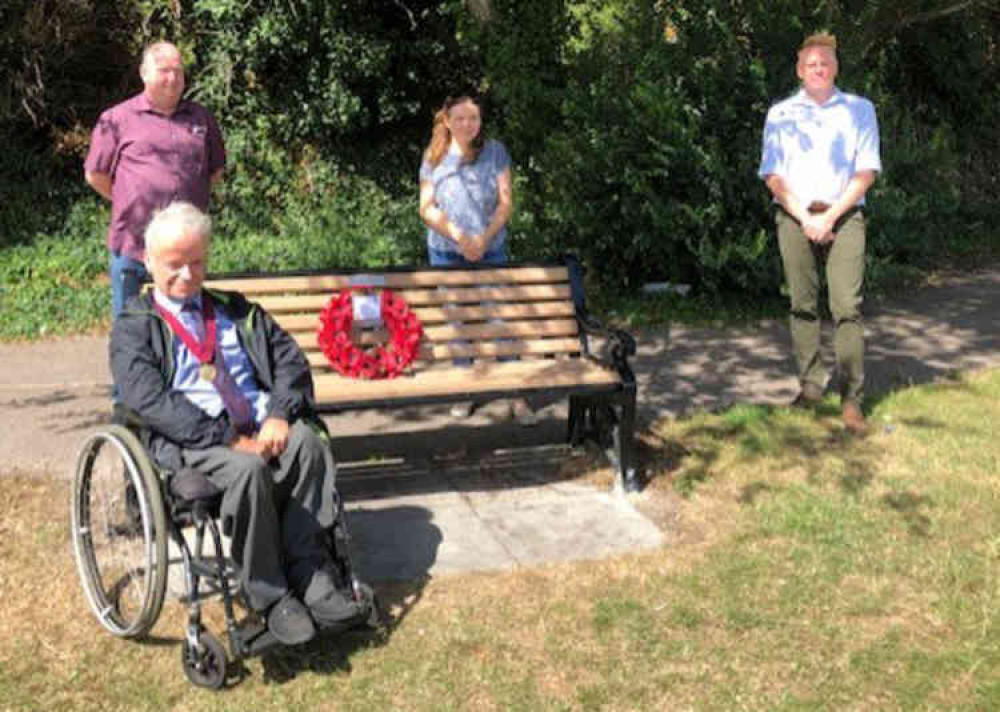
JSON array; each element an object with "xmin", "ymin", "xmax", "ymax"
[
  {"xmin": 776, "ymin": 209, "xmax": 866, "ymax": 404},
  {"xmin": 182, "ymin": 420, "xmax": 337, "ymax": 612}
]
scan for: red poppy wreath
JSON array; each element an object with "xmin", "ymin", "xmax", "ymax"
[{"xmin": 317, "ymin": 288, "xmax": 423, "ymax": 379}]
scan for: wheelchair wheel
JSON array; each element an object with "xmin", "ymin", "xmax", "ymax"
[
  {"xmin": 71, "ymin": 425, "xmax": 169, "ymax": 638},
  {"xmin": 181, "ymin": 630, "xmax": 227, "ymax": 690}
]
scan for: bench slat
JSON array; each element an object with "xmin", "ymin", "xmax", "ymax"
[
  {"xmin": 272, "ymin": 301, "xmax": 577, "ymax": 331},
  {"xmin": 249, "ymin": 284, "xmax": 573, "ymax": 314},
  {"xmin": 206, "ymin": 266, "xmax": 570, "ymax": 295},
  {"xmin": 422, "ymin": 318, "xmax": 580, "ymax": 341},
  {"xmin": 311, "ymin": 358, "xmax": 617, "ymax": 404},
  {"xmin": 293, "ymin": 318, "xmax": 580, "ymax": 351},
  {"xmin": 415, "ymin": 301, "xmax": 577, "ymax": 323},
  {"xmin": 401, "ymin": 284, "xmax": 573, "ymax": 306},
  {"xmin": 304, "ymin": 336, "xmax": 584, "ymax": 366}
]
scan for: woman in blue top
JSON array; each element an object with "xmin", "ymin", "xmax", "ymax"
[
  {"xmin": 418, "ymin": 94, "xmax": 534, "ymax": 422},
  {"xmin": 419, "ymin": 94, "xmax": 513, "ymax": 266}
]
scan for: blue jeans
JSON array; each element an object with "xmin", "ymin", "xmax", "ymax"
[
  {"xmin": 427, "ymin": 245, "xmax": 508, "ymax": 267},
  {"xmin": 110, "ymin": 252, "xmax": 150, "ymax": 320}
]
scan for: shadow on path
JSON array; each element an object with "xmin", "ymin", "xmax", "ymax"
[{"xmin": 632, "ymin": 269, "xmax": 1000, "ymax": 424}]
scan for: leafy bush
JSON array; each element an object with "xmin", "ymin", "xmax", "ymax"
[
  {"xmin": 486, "ymin": 2, "xmax": 779, "ymax": 291},
  {"xmin": 1, "ymin": 0, "xmax": 998, "ymax": 340},
  {"xmin": 478, "ymin": 0, "xmax": 999, "ymax": 295},
  {"xmin": 0, "ymin": 199, "xmax": 109, "ymax": 339},
  {"xmin": 211, "ymin": 147, "xmax": 424, "ymax": 274}
]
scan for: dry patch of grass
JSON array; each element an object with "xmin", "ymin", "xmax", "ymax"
[{"xmin": 2, "ymin": 369, "xmax": 999, "ymax": 710}]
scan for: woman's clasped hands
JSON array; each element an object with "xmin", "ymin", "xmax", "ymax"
[{"xmin": 458, "ymin": 233, "xmax": 488, "ymax": 262}]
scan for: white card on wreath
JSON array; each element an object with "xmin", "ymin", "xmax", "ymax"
[{"xmin": 352, "ymin": 293, "xmax": 382, "ymax": 327}]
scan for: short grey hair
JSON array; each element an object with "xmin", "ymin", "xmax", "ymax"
[
  {"xmin": 139, "ymin": 41, "xmax": 182, "ymax": 81},
  {"xmin": 144, "ymin": 201, "xmax": 212, "ymax": 256}
]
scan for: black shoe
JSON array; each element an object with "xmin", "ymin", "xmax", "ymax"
[
  {"xmin": 790, "ymin": 384, "xmax": 823, "ymax": 409},
  {"xmin": 307, "ymin": 587, "xmax": 368, "ymax": 632},
  {"xmin": 267, "ymin": 593, "xmax": 316, "ymax": 646}
]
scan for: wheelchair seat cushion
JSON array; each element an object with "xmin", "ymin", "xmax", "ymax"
[{"xmin": 169, "ymin": 467, "xmax": 223, "ymax": 503}]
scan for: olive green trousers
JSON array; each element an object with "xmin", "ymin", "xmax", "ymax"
[{"xmin": 776, "ymin": 209, "xmax": 866, "ymax": 404}]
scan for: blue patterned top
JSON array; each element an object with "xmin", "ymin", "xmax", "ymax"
[{"xmin": 419, "ymin": 138, "xmax": 512, "ymax": 253}]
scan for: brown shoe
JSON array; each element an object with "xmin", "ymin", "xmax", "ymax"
[{"xmin": 842, "ymin": 402, "xmax": 867, "ymax": 434}]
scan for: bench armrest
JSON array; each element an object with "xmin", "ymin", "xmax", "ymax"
[
  {"xmin": 564, "ymin": 254, "xmax": 637, "ymax": 383},
  {"xmin": 577, "ymin": 307, "xmax": 637, "ymax": 383}
]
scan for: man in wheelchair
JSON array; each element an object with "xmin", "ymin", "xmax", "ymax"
[{"xmin": 109, "ymin": 200, "xmax": 369, "ymax": 647}]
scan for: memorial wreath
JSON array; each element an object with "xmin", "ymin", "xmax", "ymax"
[{"xmin": 317, "ymin": 288, "xmax": 423, "ymax": 379}]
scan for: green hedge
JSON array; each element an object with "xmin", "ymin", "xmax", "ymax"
[{"xmin": 1, "ymin": 0, "xmax": 998, "ymax": 338}]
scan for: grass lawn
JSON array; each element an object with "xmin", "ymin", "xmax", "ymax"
[{"xmin": 1, "ymin": 368, "xmax": 998, "ymax": 711}]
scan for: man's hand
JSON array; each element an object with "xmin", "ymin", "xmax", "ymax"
[
  {"xmin": 256, "ymin": 417, "xmax": 290, "ymax": 459},
  {"xmin": 802, "ymin": 212, "xmax": 836, "ymax": 243},
  {"xmin": 230, "ymin": 417, "xmax": 290, "ymax": 459},
  {"xmin": 231, "ymin": 435, "xmax": 269, "ymax": 457}
]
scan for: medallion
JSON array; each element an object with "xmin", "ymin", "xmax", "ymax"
[{"xmin": 199, "ymin": 363, "xmax": 217, "ymax": 382}]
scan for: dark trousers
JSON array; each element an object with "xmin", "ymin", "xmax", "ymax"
[
  {"xmin": 181, "ymin": 420, "xmax": 337, "ymax": 611},
  {"xmin": 776, "ymin": 209, "xmax": 866, "ymax": 404}
]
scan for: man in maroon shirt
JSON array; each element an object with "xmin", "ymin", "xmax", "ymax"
[{"xmin": 84, "ymin": 41, "xmax": 226, "ymax": 322}]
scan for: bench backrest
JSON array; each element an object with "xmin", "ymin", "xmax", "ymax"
[{"xmin": 206, "ymin": 263, "xmax": 586, "ymax": 373}]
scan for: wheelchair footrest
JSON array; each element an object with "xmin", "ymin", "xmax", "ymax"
[{"xmin": 231, "ymin": 621, "xmax": 279, "ymax": 658}]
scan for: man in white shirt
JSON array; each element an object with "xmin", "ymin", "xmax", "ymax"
[{"xmin": 759, "ymin": 32, "xmax": 881, "ymax": 433}]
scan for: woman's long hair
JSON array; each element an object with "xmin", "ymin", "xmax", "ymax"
[{"xmin": 423, "ymin": 94, "xmax": 486, "ymax": 167}]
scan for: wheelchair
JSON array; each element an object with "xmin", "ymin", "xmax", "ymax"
[{"xmin": 70, "ymin": 422, "xmax": 376, "ymax": 689}]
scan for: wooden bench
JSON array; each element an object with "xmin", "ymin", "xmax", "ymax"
[{"xmin": 206, "ymin": 256, "xmax": 641, "ymax": 491}]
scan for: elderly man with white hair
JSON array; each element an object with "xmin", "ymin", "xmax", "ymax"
[{"xmin": 110, "ymin": 201, "xmax": 371, "ymax": 646}]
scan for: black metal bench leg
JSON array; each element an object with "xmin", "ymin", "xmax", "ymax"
[
  {"xmin": 612, "ymin": 389, "xmax": 641, "ymax": 492},
  {"xmin": 567, "ymin": 395, "xmax": 583, "ymax": 445}
]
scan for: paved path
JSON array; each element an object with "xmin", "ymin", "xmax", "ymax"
[{"xmin": 3, "ymin": 268, "xmax": 998, "ymax": 582}]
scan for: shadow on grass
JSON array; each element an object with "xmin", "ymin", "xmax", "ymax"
[
  {"xmin": 641, "ymin": 397, "xmax": 949, "ymax": 504},
  {"xmin": 256, "ymin": 575, "xmax": 432, "ymax": 685},
  {"xmin": 258, "ymin": 625, "xmax": 380, "ymax": 683},
  {"xmin": 881, "ymin": 491, "xmax": 934, "ymax": 537},
  {"xmin": 638, "ymin": 381, "xmax": 958, "ymax": 547},
  {"xmin": 253, "ymin": 504, "xmax": 441, "ymax": 686}
]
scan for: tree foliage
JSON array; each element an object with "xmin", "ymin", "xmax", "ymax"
[
  {"xmin": 473, "ymin": 0, "xmax": 1000, "ymax": 289},
  {"xmin": 2, "ymin": 0, "xmax": 998, "ymax": 299}
]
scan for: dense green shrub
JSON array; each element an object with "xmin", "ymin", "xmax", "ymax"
[
  {"xmin": 474, "ymin": 0, "xmax": 999, "ymax": 294},
  {"xmin": 211, "ymin": 147, "xmax": 424, "ymax": 274},
  {"xmin": 1, "ymin": 0, "xmax": 998, "ymax": 338},
  {"xmin": 0, "ymin": 198, "xmax": 109, "ymax": 339},
  {"xmin": 481, "ymin": 1, "xmax": 779, "ymax": 290}
]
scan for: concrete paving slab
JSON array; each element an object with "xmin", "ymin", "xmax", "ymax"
[
  {"xmin": 341, "ymin": 467, "xmax": 663, "ymax": 582},
  {"xmin": 469, "ymin": 485, "xmax": 664, "ymax": 567}
]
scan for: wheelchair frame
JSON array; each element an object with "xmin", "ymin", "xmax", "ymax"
[{"xmin": 70, "ymin": 423, "xmax": 371, "ymax": 689}]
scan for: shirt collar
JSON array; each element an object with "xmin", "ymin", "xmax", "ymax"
[
  {"xmin": 792, "ymin": 87, "xmax": 844, "ymax": 108},
  {"xmin": 135, "ymin": 91, "xmax": 189, "ymax": 117},
  {"xmin": 153, "ymin": 289, "xmax": 202, "ymax": 316}
]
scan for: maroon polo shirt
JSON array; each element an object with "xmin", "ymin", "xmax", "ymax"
[{"xmin": 84, "ymin": 93, "xmax": 226, "ymax": 261}]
